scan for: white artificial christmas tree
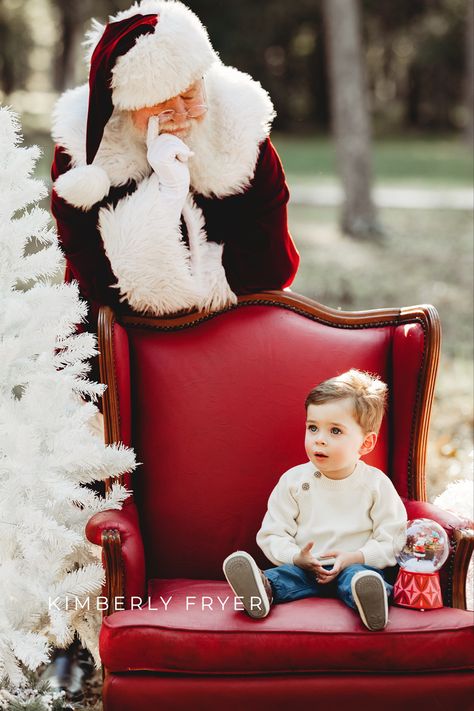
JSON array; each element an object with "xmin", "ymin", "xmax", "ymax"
[{"xmin": 0, "ymin": 107, "xmax": 136, "ymax": 686}]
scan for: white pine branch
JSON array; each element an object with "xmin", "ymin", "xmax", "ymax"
[{"xmin": 0, "ymin": 107, "xmax": 137, "ymax": 684}]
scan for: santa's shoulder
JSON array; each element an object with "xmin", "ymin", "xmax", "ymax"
[{"xmin": 188, "ymin": 63, "xmax": 276, "ymax": 197}]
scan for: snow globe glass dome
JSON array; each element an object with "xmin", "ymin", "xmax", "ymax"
[{"xmin": 396, "ymin": 518, "xmax": 449, "ymax": 573}]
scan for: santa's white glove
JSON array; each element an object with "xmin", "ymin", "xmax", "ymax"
[{"xmin": 146, "ymin": 116, "xmax": 193, "ymax": 215}]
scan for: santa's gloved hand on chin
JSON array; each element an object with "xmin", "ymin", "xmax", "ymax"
[{"xmin": 146, "ymin": 117, "xmax": 193, "ymax": 217}]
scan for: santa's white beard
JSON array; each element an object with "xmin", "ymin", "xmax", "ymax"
[
  {"xmin": 125, "ymin": 110, "xmax": 197, "ymax": 146},
  {"xmin": 158, "ymin": 119, "xmax": 192, "ymax": 138}
]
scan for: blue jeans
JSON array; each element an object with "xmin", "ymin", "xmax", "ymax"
[{"xmin": 264, "ymin": 563, "xmax": 393, "ymax": 610}]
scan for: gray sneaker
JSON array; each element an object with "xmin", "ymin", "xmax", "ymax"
[
  {"xmin": 351, "ymin": 570, "xmax": 388, "ymax": 631},
  {"xmin": 223, "ymin": 551, "xmax": 273, "ymax": 619}
]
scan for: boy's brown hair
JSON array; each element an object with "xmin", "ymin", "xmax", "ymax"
[{"xmin": 305, "ymin": 369, "xmax": 387, "ymax": 434}]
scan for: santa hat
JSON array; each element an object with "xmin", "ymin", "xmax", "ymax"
[{"xmin": 86, "ymin": 1, "xmax": 218, "ymax": 164}]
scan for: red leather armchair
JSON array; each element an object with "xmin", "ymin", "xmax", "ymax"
[{"xmin": 86, "ymin": 292, "xmax": 474, "ymax": 711}]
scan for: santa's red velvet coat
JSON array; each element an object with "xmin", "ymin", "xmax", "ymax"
[{"xmin": 51, "ymin": 61, "xmax": 299, "ymax": 330}]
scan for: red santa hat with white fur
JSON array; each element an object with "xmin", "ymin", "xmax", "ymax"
[
  {"xmin": 54, "ymin": 1, "xmax": 220, "ymax": 206},
  {"xmin": 85, "ymin": 0, "xmax": 218, "ymax": 163},
  {"xmin": 53, "ymin": 0, "xmax": 275, "ymax": 211}
]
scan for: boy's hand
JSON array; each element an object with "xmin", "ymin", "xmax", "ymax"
[
  {"xmin": 313, "ymin": 550, "xmax": 364, "ymax": 584},
  {"xmin": 293, "ymin": 542, "xmax": 320, "ymax": 571}
]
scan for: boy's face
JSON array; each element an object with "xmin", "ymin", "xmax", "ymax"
[{"xmin": 305, "ymin": 398, "xmax": 376, "ymax": 480}]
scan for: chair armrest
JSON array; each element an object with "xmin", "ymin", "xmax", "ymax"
[
  {"xmin": 453, "ymin": 528, "xmax": 474, "ymax": 610},
  {"xmin": 86, "ymin": 501, "xmax": 146, "ymax": 613},
  {"xmin": 403, "ymin": 498, "xmax": 474, "ymax": 610}
]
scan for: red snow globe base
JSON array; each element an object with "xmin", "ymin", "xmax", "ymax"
[
  {"xmin": 393, "ymin": 569, "xmax": 443, "ymax": 609},
  {"xmin": 393, "ymin": 518, "xmax": 449, "ymax": 611}
]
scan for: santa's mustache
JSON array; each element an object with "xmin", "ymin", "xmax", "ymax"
[{"xmin": 158, "ymin": 119, "xmax": 192, "ymax": 134}]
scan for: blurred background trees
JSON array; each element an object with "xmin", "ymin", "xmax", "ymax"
[
  {"xmin": 323, "ymin": 0, "xmax": 380, "ymax": 239},
  {"xmin": 189, "ymin": 0, "xmax": 472, "ymax": 136},
  {"xmin": 0, "ymin": 0, "xmax": 471, "ymax": 134}
]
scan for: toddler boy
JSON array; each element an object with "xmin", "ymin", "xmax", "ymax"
[{"xmin": 223, "ymin": 369, "xmax": 407, "ymax": 631}]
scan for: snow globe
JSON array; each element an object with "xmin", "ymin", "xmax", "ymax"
[{"xmin": 393, "ymin": 518, "xmax": 449, "ymax": 610}]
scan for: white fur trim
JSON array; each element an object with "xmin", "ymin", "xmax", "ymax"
[
  {"xmin": 52, "ymin": 65, "xmax": 275, "ymax": 198},
  {"xmin": 98, "ymin": 174, "xmax": 201, "ymax": 315},
  {"xmin": 183, "ymin": 197, "xmax": 237, "ymax": 311},
  {"xmin": 84, "ymin": 1, "xmax": 217, "ymax": 109},
  {"xmin": 52, "ymin": 86, "xmax": 89, "ymax": 166},
  {"xmin": 198, "ymin": 241, "xmax": 238, "ymax": 311},
  {"xmin": 54, "ymin": 164, "xmax": 111, "ymax": 210},
  {"xmin": 187, "ymin": 63, "xmax": 275, "ymax": 197},
  {"xmin": 98, "ymin": 181, "xmax": 235, "ymax": 316},
  {"xmin": 52, "ymin": 85, "xmax": 151, "ymax": 186},
  {"xmin": 83, "ymin": 19, "xmax": 106, "ymax": 64}
]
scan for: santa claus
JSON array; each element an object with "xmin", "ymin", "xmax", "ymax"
[
  {"xmin": 51, "ymin": 0, "xmax": 299, "ymax": 330},
  {"xmin": 48, "ymin": 3, "xmax": 299, "ymax": 695}
]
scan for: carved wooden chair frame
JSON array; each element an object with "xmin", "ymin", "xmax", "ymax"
[{"xmin": 96, "ymin": 291, "xmax": 474, "ymax": 615}]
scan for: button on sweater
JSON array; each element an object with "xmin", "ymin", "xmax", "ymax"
[{"xmin": 256, "ymin": 459, "xmax": 407, "ymax": 569}]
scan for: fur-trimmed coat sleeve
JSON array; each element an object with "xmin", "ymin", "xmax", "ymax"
[{"xmin": 51, "ymin": 145, "xmax": 122, "ymax": 328}]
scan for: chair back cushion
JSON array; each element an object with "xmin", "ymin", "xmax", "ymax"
[{"xmin": 108, "ymin": 298, "xmax": 435, "ymax": 580}]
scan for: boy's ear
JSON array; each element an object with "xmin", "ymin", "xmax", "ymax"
[{"xmin": 359, "ymin": 432, "xmax": 377, "ymax": 456}]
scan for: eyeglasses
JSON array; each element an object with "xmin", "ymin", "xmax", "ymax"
[{"xmin": 157, "ymin": 104, "xmax": 208, "ymax": 123}]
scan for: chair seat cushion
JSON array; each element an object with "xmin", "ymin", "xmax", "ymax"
[{"xmin": 100, "ymin": 579, "xmax": 474, "ymax": 675}]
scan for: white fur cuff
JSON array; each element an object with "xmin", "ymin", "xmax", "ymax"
[
  {"xmin": 54, "ymin": 165, "xmax": 111, "ymax": 210},
  {"xmin": 197, "ymin": 241, "xmax": 237, "ymax": 312},
  {"xmin": 98, "ymin": 174, "xmax": 201, "ymax": 315}
]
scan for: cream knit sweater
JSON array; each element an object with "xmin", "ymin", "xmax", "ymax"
[{"xmin": 256, "ymin": 459, "xmax": 407, "ymax": 569}]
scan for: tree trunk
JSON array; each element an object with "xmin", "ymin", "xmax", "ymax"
[
  {"xmin": 405, "ymin": 62, "xmax": 421, "ymax": 129},
  {"xmin": 322, "ymin": 0, "xmax": 381, "ymax": 239},
  {"xmin": 465, "ymin": 0, "xmax": 474, "ymax": 145},
  {"xmin": 52, "ymin": 1, "xmax": 90, "ymax": 91}
]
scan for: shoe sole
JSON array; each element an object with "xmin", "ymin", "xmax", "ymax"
[
  {"xmin": 223, "ymin": 551, "xmax": 270, "ymax": 619},
  {"xmin": 351, "ymin": 572, "xmax": 388, "ymax": 631}
]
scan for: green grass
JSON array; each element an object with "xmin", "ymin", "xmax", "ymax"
[{"xmin": 273, "ymin": 133, "xmax": 474, "ymax": 186}]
